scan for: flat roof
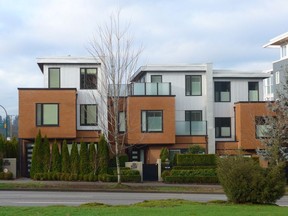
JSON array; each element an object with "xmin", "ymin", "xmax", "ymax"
[
  {"xmin": 37, "ymin": 56, "xmax": 101, "ymax": 72},
  {"xmin": 263, "ymin": 32, "xmax": 288, "ymax": 48},
  {"xmin": 213, "ymin": 70, "xmax": 270, "ymax": 79},
  {"xmin": 131, "ymin": 64, "xmax": 210, "ymax": 81}
]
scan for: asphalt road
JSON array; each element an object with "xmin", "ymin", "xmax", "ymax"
[{"xmin": 0, "ymin": 191, "xmax": 287, "ymax": 207}]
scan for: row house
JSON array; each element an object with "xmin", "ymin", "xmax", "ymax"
[
  {"xmin": 18, "ymin": 57, "xmax": 271, "ymax": 177},
  {"xmin": 263, "ymin": 32, "xmax": 288, "ymax": 100}
]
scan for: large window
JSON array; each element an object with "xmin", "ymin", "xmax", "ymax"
[
  {"xmin": 275, "ymin": 71, "xmax": 280, "ymax": 85},
  {"xmin": 48, "ymin": 68, "xmax": 60, "ymax": 88},
  {"xmin": 36, "ymin": 104, "xmax": 59, "ymax": 126},
  {"xmin": 215, "ymin": 82, "xmax": 230, "ymax": 102},
  {"xmin": 141, "ymin": 110, "xmax": 163, "ymax": 132},
  {"xmin": 80, "ymin": 104, "xmax": 98, "ymax": 126},
  {"xmin": 185, "ymin": 75, "xmax": 202, "ymax": 96},
  {"xmin": 255, "ymin": 116, "xmax": 270, "ymax": 138},
  {"xmin": 185, "ymin": 110, "xmax": 202, "ymax": 121},
  {"xmin": 118, "ymin": 111, "xmax": 126, "ymax": 132},
  {"xmin": 248, "ymin": 82, "xmax": 259, "ymax": 101},
  {"xmin": 215, "ymin": 117, "xmax": 231, "ymax": 138},
  {"xmin": 80, "ymin": 68, "xmax": 97, "ymax": 89}
]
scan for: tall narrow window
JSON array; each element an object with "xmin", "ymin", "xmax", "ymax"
[
  {"xmin": 248, "ymin": 82, "xmax": 259, "ymax": 101},
  {"xmin": 141, "ymin": 110, "xmax": 163, "ymax": 132},
  {"xmin": 185, "ymin": 75, "xmax": 202, "ymax": 96},
  {"xmin": 151, "ymin": 75, "xmax": 162, "ymax": 83},
  {"xmin": 215, "ymin": 117, "xmax": 231, "ymax": 138},
  {"xmin": 275, "ymin": 71, "xmax": 280, "ymax": 85},
  {"xmin": 80, "ymin": 104, "xmax": 98, "ymax": 126},
  {"xmin": 255, "ymin": 116, "xmax": 270, "ymax": 138},
  {"xmin": 80, "ymin": 68, "xmax": 97, "ymax": 89},
  {"xmin": 215, "ymin": 82, "xmax": 230, "ymax": 102},
  {"xmin": 48, "ymin": 68, "xmax": 60, "ymax": 88},
  {"xmin": 36, "ymin": 104, "xmax": 59, "ymax": 126},
  {"xmin": 118, "ymin": 112, "xmax": 126, "ymax": 132}
]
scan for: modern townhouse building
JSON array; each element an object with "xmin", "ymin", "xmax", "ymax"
[
  {"xmin": 18, "ymin": 57, "xmax": 107, "ymax": 177},
  {"xmin": 18, "ymin": 57, "xmax": 271, "ymax": 177},
  {"xmin": 264, "ymin": 32, "xmax": 288, "ymax": 100}
]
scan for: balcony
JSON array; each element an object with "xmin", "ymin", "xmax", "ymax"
[
  {"xmin": 176, "ymin": 121, "xmax": 207, "ymax": 136},
  {"xmin": 131, "ymin": 82, "xmax": 171, "ymax": 96}
]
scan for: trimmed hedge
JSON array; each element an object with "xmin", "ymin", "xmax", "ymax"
[
  {"xmin": 173, "ymin": 166, "xmax": 216, "ymax": 170},
  {"xmin": 177, "ymin": 154, "xmax": 216, "ymax": 166},
  {"xmin": 171, "ymin": 169, "xmax": 217, "ymax": 177},
  {"xmin": 0, "ymin": 171, "xmax": 13, "ymax": 180},
  {"xmin": 164, "ymin": 176, "xmax": 218, "ymax": 184},
  {"xmin": 98, "ymin": 173, "xmax": 141, "ymax": 183},
  {"xmin": 33, "ymin": 172, "xmax": 98, "ymax": 182}
]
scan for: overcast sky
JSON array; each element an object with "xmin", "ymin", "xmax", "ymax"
[{"xmin": 0, "ymin": 0, "xmax": 287, "ymax": 115}]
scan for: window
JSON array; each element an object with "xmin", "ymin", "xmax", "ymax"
[
  {"xmin": 185, "ymin": 75, "xmax": 202, "ymax": 96},
  {"xmin": 215, "ymin": 82, "xmax": 230, "ymax": 102},
  {"xmin": 80, "ymin": 104, "xmax": 98, "ymax": 126},
  {"xmin": 215, "ymin": 118, "xmax": 231, "ymax": 138},
  {"xmin": 248, "ymin": 82, "xmax": 259, "ymax": 101},
  {"xmin": 80, "ymin": 68, "xmax": 97, "ymax": 89},
  {"xmin": 151, "ymin": 75, "xmax": 162, "ymax": 83},
  {"xmin": 185, "ymin": 110, "xmax": 202, "ymax": 121},
  {"xmin": 118, "ymin": 112, "xmax": 126, "ymax": 132},
  {"xmin": 281, "ymin": 44, "xmax": 287, "ymax": 58},
  {"xmin": 141, "ymin": 110, "xmax": 163, "ymax": 132},
  {"xmin": 255, "ymin": 116, "xmax": 270, "ymax": 138},
  {"xmin": 36, "ymin": 104, "xmax": 59, "ymax": 126},
  {"xmin": 275, "ymin": 71, "xmax": 280, "ymax": 85},
  {"xmin": 48, "ymin": 68, "xmax": 60, "ymax": 88}
]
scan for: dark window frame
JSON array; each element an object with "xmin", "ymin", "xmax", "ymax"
[
  {"xmin": 80, "ymin": 104, "xmax": 98, "ymax": 126},
  {"xmin": 185, "ymin": 75, "xmax": 202, "ymax": 96},
  {"xmin": 80, "ymin": 68, "xmax": 98, "ymax": 89},
  {"xmin": 141, "ymin": 110, "xmax": 163, "ymax": 133},
  {"xmin": 248, "ymin": 82, "xmax": 259, "ymax": 101},
  {"xmin": 48, "ymin": 68, "xmax": 60, "ymax": 88},
  {"xmin": 151, "ymin": 75, "xmax": 162, "ymax": 83},
  {"xmin": 215, "ymin": 117, "xmax": 231, "ymax": 138},
  {"xmin": 214, "ymin": 81, "xmax": 231, "ymax": 102},
  {"xmin": 185, "ymin": 110, "xmax": 203, "ymax": 121},
  {"xmin": 36, "ymin": 103, "xmax": 59, "ymax": 126}
]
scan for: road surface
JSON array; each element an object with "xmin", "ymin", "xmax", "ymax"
[{"xmin": 0, "ymin": 191, "xmax": 287, "ymax": 207}]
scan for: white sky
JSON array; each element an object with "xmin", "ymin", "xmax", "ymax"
[{"xmin": 0, "ymin": 0, "xmax": 287, "ymax": 115}]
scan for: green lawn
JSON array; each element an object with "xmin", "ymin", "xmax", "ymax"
[{"xmin": 0, "ymin": 200, "xmax": 287, "ymax": 216}]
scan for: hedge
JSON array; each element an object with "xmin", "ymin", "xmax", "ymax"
[
  {"xmin": 177, "ymin": 154, "xmax": 216, "ymax": 166},
  {"xmin": 172, "ymin": 166, "xmax": 216, "ymax": 170},
  {"xmin": 171, "ymin": 169, "xmax": 217, "ymax": 177},
  {"xmin": 98, "ymin": 173, "xmax": 141, "ymax": 183},
  {"xmin": 33, "ymin": 172, "xmax": 98, "ymax": 182},
  {"xmin": 109, "ymin": 155, "xmax": 129, "ymax": 167},
  {"xmin": 164, "ymin": 176, "xmax": 219, "ymax": 184},
  {"xmin": 0, "ymin": 171, "xmax": 13, "ymax": 180}
]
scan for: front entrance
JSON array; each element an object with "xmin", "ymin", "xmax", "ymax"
[{"xmin": 143, "ymin": 164, "xmax": 158, "ymax": 181}]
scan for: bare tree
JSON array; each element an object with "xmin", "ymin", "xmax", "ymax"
[
  {"xmin": 256, "ymin": 71, "xmax": 288, "ymax": 166},
  {"xmin": 88, "ymin": 10, "xmax": 142, "ymax": 183}
]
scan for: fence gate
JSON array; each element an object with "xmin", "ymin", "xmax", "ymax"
[{"xmin": 143, "ymin": 164, "xmax": 158, "ymax": 181}]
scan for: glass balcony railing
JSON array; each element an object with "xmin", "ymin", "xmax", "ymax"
[
  {"xmin": 108, "ymin": 82, "xmax": 172, "ymax": 96},
  {"xmin": 131, "ymin": 82, "xmax": 171, "ymax": 96},
  {"xmin": 176, "ymin": 121, "xmax": 207, "ymax": 136}
]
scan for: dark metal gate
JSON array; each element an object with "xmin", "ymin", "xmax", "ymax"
[{"xmin": 143, "ymin": 164, "xmax": 158, "ymax": 181}]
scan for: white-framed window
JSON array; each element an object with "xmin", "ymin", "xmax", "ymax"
[
  {"xmin": 141, "ymin": 110, "xmax": 163, "ymax": 132},
  {"xmin": 275, "ymin": 71, "xmax": 280, "ymax": 85},
  {"xmin": 118, "ymin": 111, "xmax": 126, "ymax": 132},
  {"xmin": 281, "ymin": 44, "xmax": 287, "ymax": 58}
]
